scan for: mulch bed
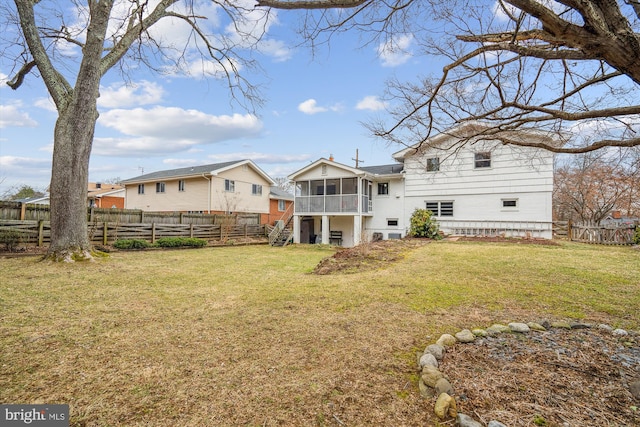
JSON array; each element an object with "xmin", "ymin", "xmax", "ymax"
[{"xmin": 443, "ymin": 326, "xmax": 640, "ymax": 426}]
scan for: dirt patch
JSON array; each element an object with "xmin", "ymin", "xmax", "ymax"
[
  {"xmin": 443, "ymin": 326, "xmax": 640, "ymax": 426},
  {"xmin": 312, "ymin": 238, "xmax": 432, "ymax": 274}
]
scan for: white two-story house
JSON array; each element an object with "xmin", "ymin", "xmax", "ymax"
[{"xmin": 288, "ymin": 123, "xmax": 555, "ymax": 247}]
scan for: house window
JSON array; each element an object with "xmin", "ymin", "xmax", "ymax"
[
  {"xmin": 378, "ymin": 182, "xmax": 389, "ymax": 195},
  {"xmin": 426, "ymin": 157, "xmax": 440, "ymax": 172},
  {"xmin": 225, "ymin": 179, "xmax": 235, "ymax": 192},
  {"xmin": 474, "ymin": 152, "xmax": 491, "ymax": 168},
  {"xmin": 502, "ymin": 199, "xmax": 518, "ymax": 208},
  {"xmin": 178, "ymin": 180, "xmax": 185, "ymax": 192},
  {"xmin": 278, "ymin": 200, "xmax": 286, "ymax": 212},
  {"xmin": 156, "ymin": 182, "xmax": 165, "ymax": 193},
  {"xmin": 387, "ymin": 218, "xmax": 398, "ymax": 226},
  {"xmin": 321, "ymin": 165, "xmax": 328, "ymax": 175},
  {"xmin": 137, "ymin": 184, "xmax": 145, "ymax": 195},
  {"xmin": 252, "ymin": 184, "xmax": 262, "ymax": 195},
  {"xmin": 426, "ymin": 201, "xmax": 454, "ymax": 217}
]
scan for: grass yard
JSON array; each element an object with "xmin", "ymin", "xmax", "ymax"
[{"xmin": 0, "ymin": 241, "xmax": 639, "ymax": 426}]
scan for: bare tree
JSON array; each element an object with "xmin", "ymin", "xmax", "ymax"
[
  {"xmin": 553, "ymin": 151, "xmax": 640, "ymax": 223},
  {"xmin": 3, "ymin": 0, "xmax": 270, "ymax": 261},
  {"xmin": 258, "ymin": 0, "xmax": 640, "ymax": 154}
]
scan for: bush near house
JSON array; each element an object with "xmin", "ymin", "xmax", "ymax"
[
  {"xmin": 0, "ymin": 229, "xmax": 28, "ymax": 252},
  {"xmin": 155, "ymin": 237, "xmax": 207, "ymax": 248},
  {"xmin": 113, "ymin": 239, "xmax": 153, "ymax": 250},
  {"xmin": 409, "ymin": 208, "xmax": 442, "ymax": 239}
]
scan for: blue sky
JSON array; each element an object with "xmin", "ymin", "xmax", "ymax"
[{"xmin": 0, "ymin": 1, "xmax": 438, "ymax": 196}]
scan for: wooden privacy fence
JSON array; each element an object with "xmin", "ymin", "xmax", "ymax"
[
  {"xmin": 0, "ymin": 201, "xmax": 260, "ymax": 225},
  {"xmin": 569, "ymin": 222, "xmax": 636, "ymax": 245},
  {"xmin": 0, "ymin": 220, "xmax": 266, "ymax": 247}
]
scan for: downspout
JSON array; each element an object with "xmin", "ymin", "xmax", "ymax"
[{"xmin": 202, "ymin": 173, "xmax": 211, "ymax": 214}]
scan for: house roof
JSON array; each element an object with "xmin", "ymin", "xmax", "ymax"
[
  {"xmin": 270, "ymin": 187, "xmax": 294, "ymax": 201},
  {"xmin": 393, "ymin": 121, "xmax": 562, "ymax": 160},
  {"xmin": 121, "ymin": 160, "xmax": 275, "ymax": 185},
  {"xmin": 87, "ymin": 183, "xmax": 125, "ymax": 198},
  {"xmin": 288, "ymin": 158, "xmax": 366, "ymax": 180},
  {"xmin": 360, "ymin": 163, "xmax": 404, "ymax": 176}
]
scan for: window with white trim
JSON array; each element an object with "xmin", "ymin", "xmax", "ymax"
[
  {"xmin": 178, "ymin": 180, "xmax": 185, "ymax": 192},
  {"xmin": 502, "ymin": 199, "xmax": 518, "ymax": 208},
  {"xmin": 137, "ymin": 184, "xmax": 145, "ymax": 195},
  {"xmin": 156, "ymin": 182, "xmax": 165, "ymax": 193},
  {"xmin": 474, "ymin": 152, "xmax": 491, "ymax": 168},
  {"xmin": 252, "ymin": 184, "xmax": 262, "ymax": 195},
  {"xmin": 225, "ymin": 179, "xmax": 235, "ymax": 192},
  {"xmin": 378, "ymin": 182, "xmax": 389, "ymax": 195},
  {"xmin": 278, "ymin": 200, "xmax": 286, "ymax": 211},
  {"xmin": 387, "ymin": 218, "xmax": 399, "ymax": 226},
  {"xmin": 426, "ymin": 201, "xmax": 454, "ymax": 217}
]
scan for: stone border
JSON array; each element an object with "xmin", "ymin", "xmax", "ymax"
[{"xmin": 417, "ymin": 321, "xmax": 640, "ymax": 427}]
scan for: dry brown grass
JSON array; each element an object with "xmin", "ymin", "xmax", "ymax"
[{"xmin": 1, "ymin": 241, "xmax": 639, "ymax": 426}]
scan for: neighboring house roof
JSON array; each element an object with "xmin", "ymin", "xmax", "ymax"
[
  {"xmin": 360, "ymin": 163, "xmax": 404, "ymax": 176},
  {"xmin": 392, "ymin": 120, "xmax": 562, "ymax": 160},
  {"xmin": 87, "ymin": 183, "xmax": 125, "ymax": 199},
  {"xmin": 121, "ymin": 160, "xmax": 275, "ymax": 185},
  {"xmin": 270, "ymin": 187, "xmax": 294, "ymax": 201},
  {"xmin": 14, "ymin": 195, "xmax": 50, "ymax": 204}
]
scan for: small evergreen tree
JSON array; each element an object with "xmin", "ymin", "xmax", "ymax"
[{"xmin": 409, "ymin": 208, "xmax": 441, "ymax": 239}]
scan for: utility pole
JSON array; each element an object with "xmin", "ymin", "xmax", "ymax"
[{"xmin": 352, "ymin": 149, "xmax": 365, "ymax": 168}]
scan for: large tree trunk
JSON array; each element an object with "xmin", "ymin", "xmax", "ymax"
[
  {"xmin": 47, "ymin": 106, "xmax": 97, "ymax": 261},
  {"xmin": 45, "ymin": 2, "xmax": 110, "ymax": 262}
]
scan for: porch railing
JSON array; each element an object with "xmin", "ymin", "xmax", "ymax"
[{"xmin": 294, "ymin": 194, "xmax": 369, "ymax": 214}]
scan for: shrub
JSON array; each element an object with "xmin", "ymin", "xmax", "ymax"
[
  {"xmin": 113, "ymin": 239, "xmax": 153, "ymax": 250},
  {"xmin": 155, "ymin": 237, "xmax": 207, "ymax": 248},
  {"xmin": 634, "ymin": 226, "xmax": 640, "ymax": 245},
  {"xmin": 0, "ymin": 229, "xmax": 27, "ymax": 252},
  {"xmin": 409, "ymin": 208, "xmax": 442, "ymax": 239}
]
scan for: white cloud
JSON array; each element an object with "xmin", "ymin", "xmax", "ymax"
[
  {"xmin": 356, "ymin": 96, "xmax": 387, "ymax": 111},
  {"xmin": 206, "ymin": 152, "xmax": 313, "ymax": 164},
  {"xmin": 34, "ymin": 97, "xmax": 57, "ymax": 112},
  {"xmin": 98, "ymin": 81, "xmax": 165, "ymax": 109},
  {"xmin": 297, "ymin": 99, "xmax": 343, "ymax": 115},
  {"xmin": 377, "ymin": 34, "xmax": 414, "ymax": 67},
  {"xmin": 0, "ymin": 103, "xmax": 38, "ymax": 128},
  {"xmin": 0, "ymin": 156, "xmax": 52, "ymax": 190},
  {"xmin": 94, "ymin": 106, "xmax": 263, "ymax": 156}
]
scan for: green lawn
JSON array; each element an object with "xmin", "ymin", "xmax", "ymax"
[{"xmin": 1, "ymin": 241, "xmax": 638, "ymax": 426}]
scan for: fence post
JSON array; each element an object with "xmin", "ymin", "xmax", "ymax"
[
  {"xmin": 37, "ymin": 220, "xmax": 44, "ymax": 247},
  {"xmin": 151, "ymin": 222, "xmax": 156, "ymax": 243},
  {"xmin": 244, "ymin": 223, "xmax": 247, "ymax": 238},
  {"xmin": 20, "ymin": 203, "xmax": 26, "ymax": 220},
  {"xmin": 567, "ymin": 220, "xmax": 573, "ymax": 241},
  {"xmin": 190, "ymin": 223, "xmax": 194, "ymax": 238},
  {"xmin": 103, "ymin": 222, "xmax": 108, "ymax": 245}
]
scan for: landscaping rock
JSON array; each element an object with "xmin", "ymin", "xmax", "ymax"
[
  {"xmin": 419, "ymin": 352, "xmax": 438, "ymax": 369},
  {"xmin": 434, "ymin": 377, "xmax": 454, "ymax": 395},
  {"xmin": 455, "ymin": 329, "xmax": 476, "ymax": 343},
  {"xmin": 598, "ymin": 323, "xmax": 614, "ymax": 331},
  {"xmin": 436, "ymin": 333, "xmax": 457, "ymax": 347},
  {"xmin": 613, "ymin": 328, "xmax": 629, "ymax": 336},
  {"xmin": 486, "ymin": 324, "xmax": 511, "ymax": 335},
  {"xmin": 551, "ymin": 321, "xmax": 572, "ymax": 329},
  {"xmin": 527, "ymin": 322, "xmax": 546, "ymax": 331},
  {"xmin": 418, "ymin": 378, "xmax": 435, "ymax": 398},
  {"xmin": 434, "ymin": 392, "xmax": 457, "ymax": 419},
  {"xmin": 425, "ymin": 343, "xmax": 445, "ymax": 361},
  {"xmin": 421, "ymin": 365, "xmax": 445, "ymax": 387},
  {"xmin": 508, "ymin": 322, "xmax": 530, "ymax": 333},
  {"xmin": 457, "ymin": 413, "xmax": 483, "ymax": 427},
  {"xmin": 488, "ymin": 421, "xmax": 508, "ymax": 427},
  {"xmin": 472, "ymin": 328, "xmax": 487, "ymax": 337},
  {"xmin": 570, "ymin": 322, "xmax": 592, "ymax": 329}
]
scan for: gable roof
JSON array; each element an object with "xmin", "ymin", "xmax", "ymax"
[
  {"xmin": 393, "ymin": 121, "xmax": 561, "ymax": 160},
  {"xmin": 121, "ymin": 160, "xmax": 275, "ymax": 185},
  {"xmin": 288, "ymin": 158, "xmax": 366, "ymax": 180}
]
